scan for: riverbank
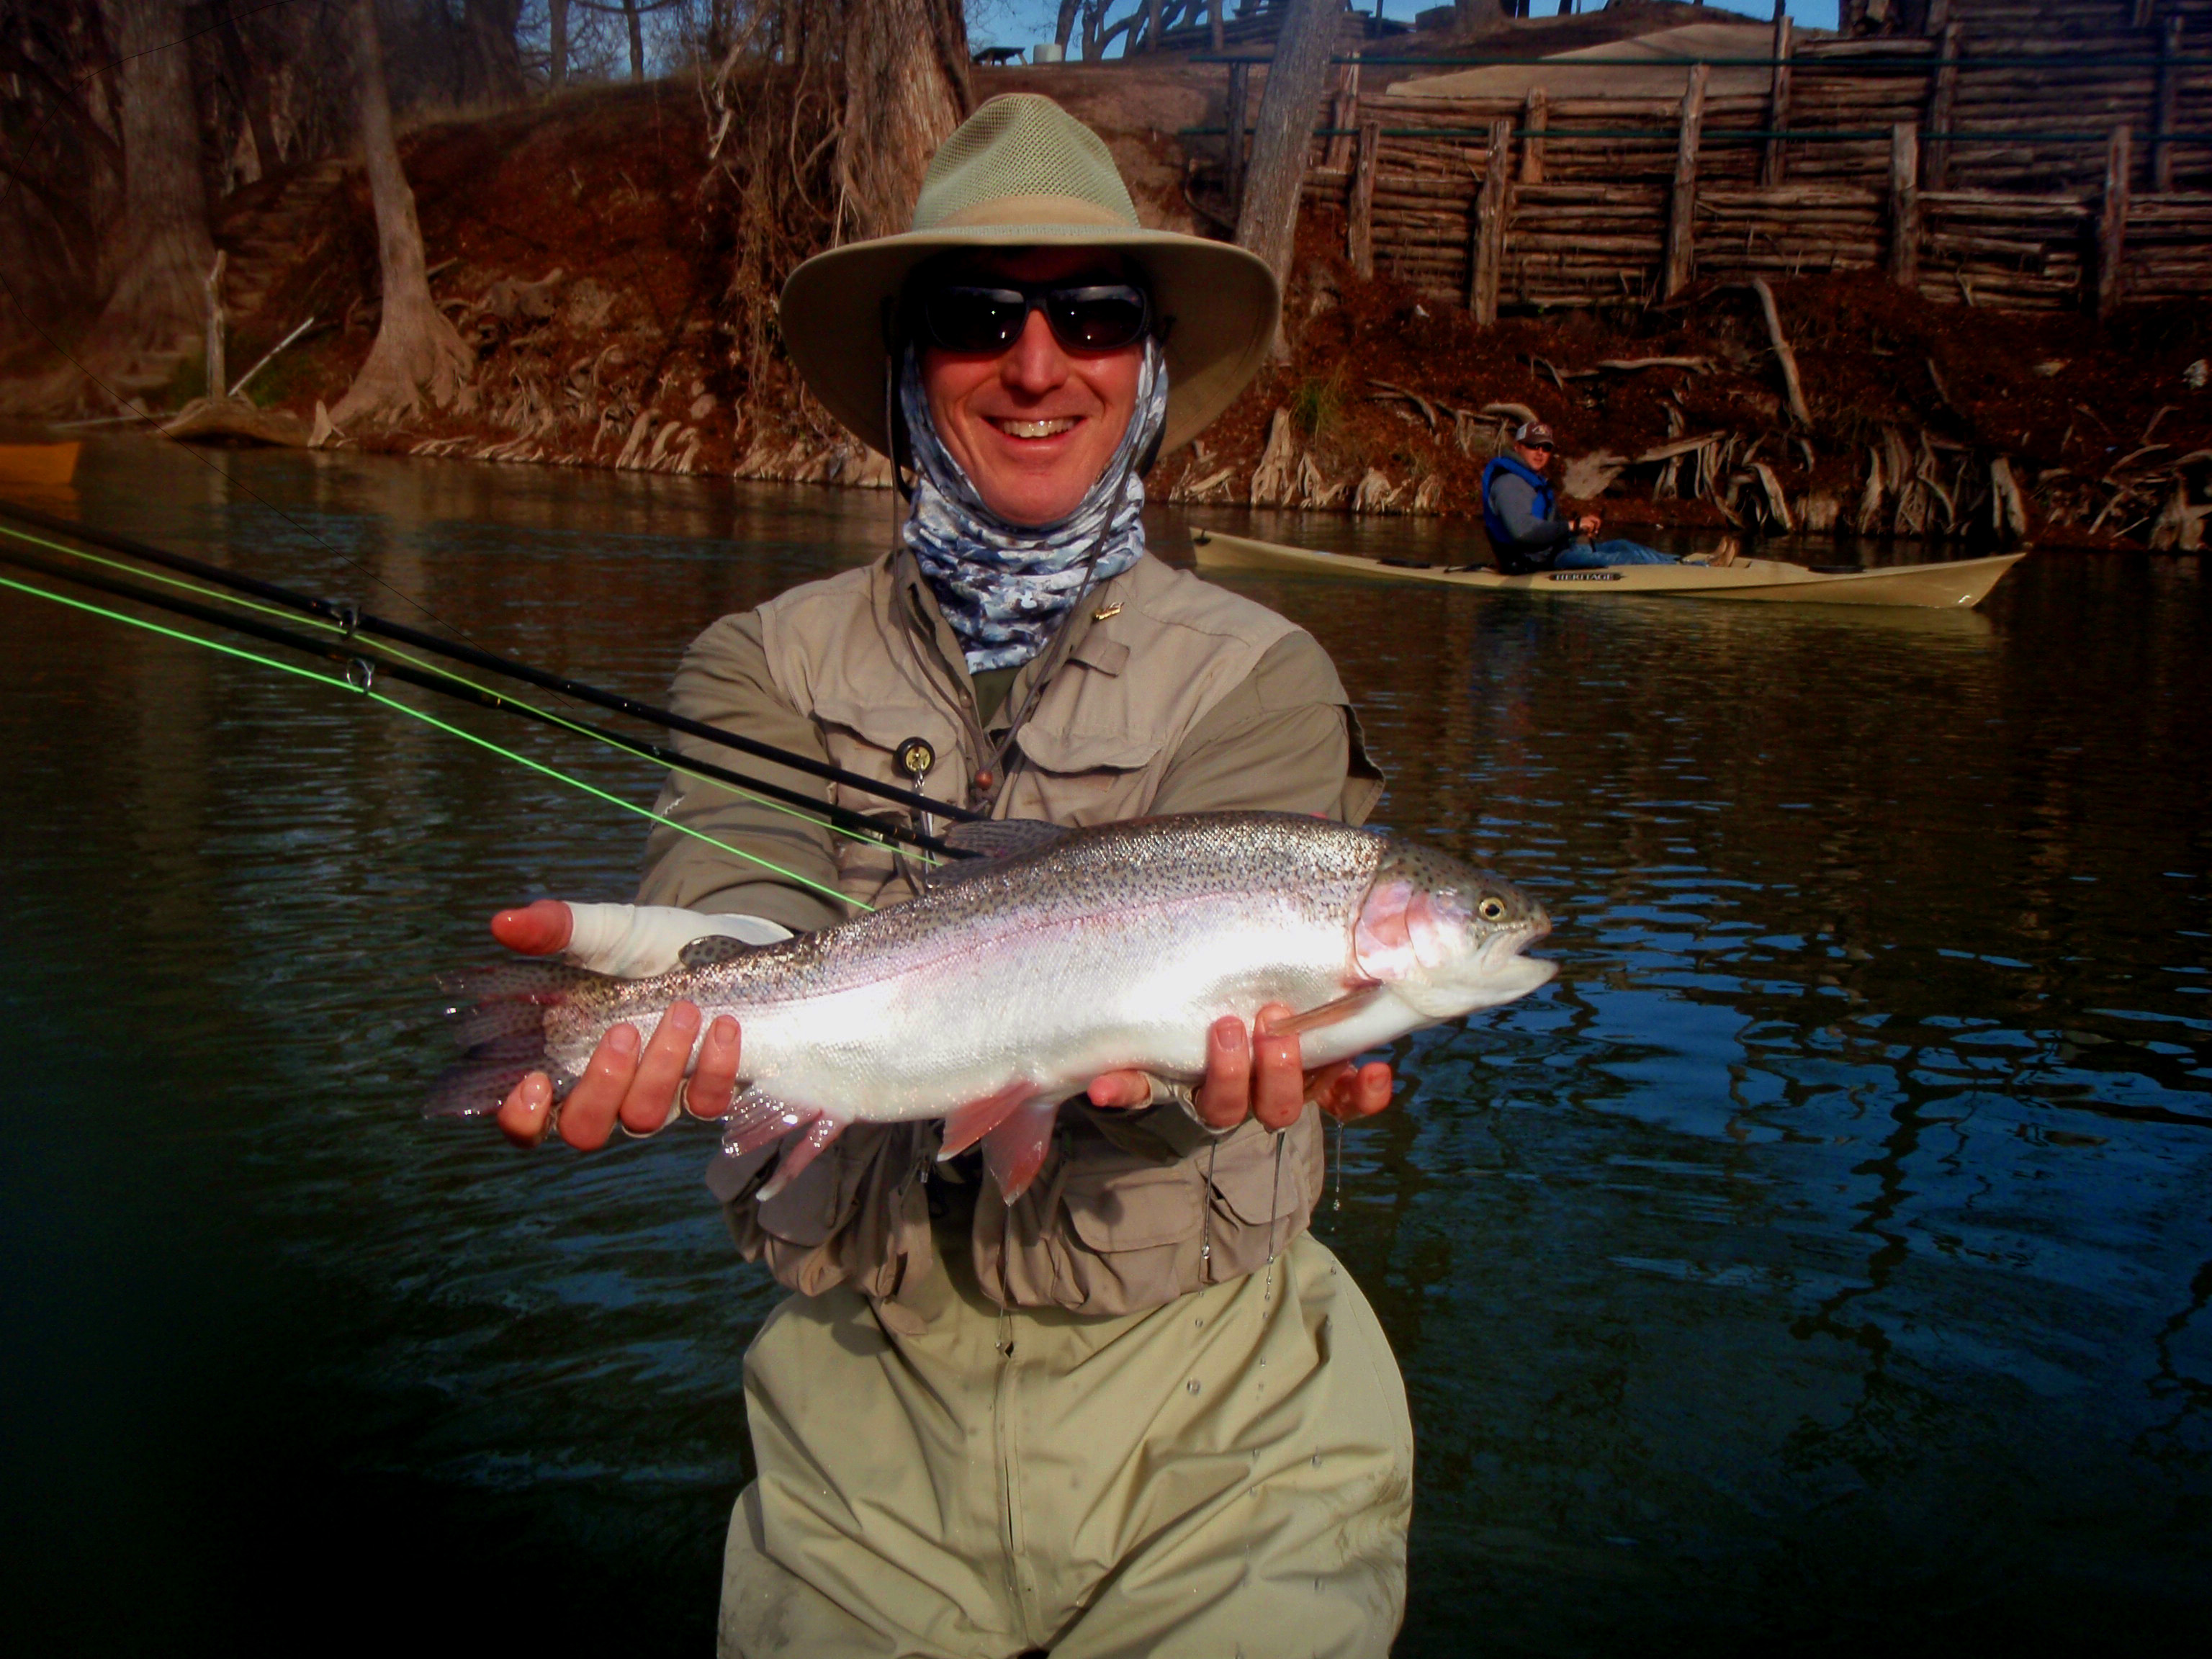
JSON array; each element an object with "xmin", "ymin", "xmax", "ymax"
[{"xmin": 11, "ymin": 55, "xmax": 2211, "ymax": 552}]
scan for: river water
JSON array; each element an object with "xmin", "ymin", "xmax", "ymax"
[{"xmin": 2, "ymin": 440, "xmax": 2207, "ymax": 1655}]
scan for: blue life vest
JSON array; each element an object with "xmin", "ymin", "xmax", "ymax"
[{"xmin": 1481, "ymin": 454, "xmax": 1557, "ymax": 572}]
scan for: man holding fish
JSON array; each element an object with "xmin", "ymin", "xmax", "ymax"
[{"xmin": 469, "ymin": 97, "xmax": 1552, "ymax": 1656}]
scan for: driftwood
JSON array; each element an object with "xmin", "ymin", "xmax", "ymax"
[
  {"xmin": 160, "ymin": 395, "xmax": 310, "ymax": 446},
  {"xmin": 1749, "ymin": 279, "xmax": 1812, "ymax": 428}
]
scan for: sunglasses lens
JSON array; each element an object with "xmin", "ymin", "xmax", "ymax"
[
  {"xmin": 1045, "ymin": 285, "xmax": 1149, "ymax": 351},
  {"xmin": 922, "ymin": 283, "xmax": 1149, "ymax": 354},
  {"xmin": 922, "ymin": 287, "xmax": 1027, "ymax": 354}
]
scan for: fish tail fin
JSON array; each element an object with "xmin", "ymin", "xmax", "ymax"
[
  {"xmin": 424, "ymin": 1058, "xmax": 547, "ymax": 1118},
  {"xmin": 427, "ymin": 961, "xmax": 601, "ymax": 1118}
]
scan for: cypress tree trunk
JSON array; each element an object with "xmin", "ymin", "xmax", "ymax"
[
  {"xmin": 89, "ymin": 0, "xmax": 216, "ymax": 381},
  {"xmin": 331, "ymin": 0, "xmax": 472, "ymax": 426},
  {"xmin": 549, "ymin": 0, "xmax": 570, "ymax": 89},
  {"xmin": 623, "ymin": 0, "xmax": 645, "ymax": 80},
  {"xmin": 1233, "ymin": 0, "xmax": 1334, "ymax": 295},
  {"xmin": 835, "ymin": 0, "xmax": 970, "ymax": 241},
  {"xmin": 464, "ymin": 0, "xmax": 526, "ymax": 105}
]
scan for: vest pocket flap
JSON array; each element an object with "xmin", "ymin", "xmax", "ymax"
[
  {"xmin": 752, "ymin": 1134, "xmax": 871, "ymax": 1247},
  {"xmin": 1209, "ymin": 1128, "xmax": 1310, "ymax": 1226},
  {"xmin": 1014, "ymin": 723, "xmax": 1169, "ymax": 775},
  {"xmin": 809, "ymin": 695, "xmax": 961, "ymax": 763},
  {"xmin": 1063, "ymin": 1161, "xmax": 1202, "ymax": 1253}
]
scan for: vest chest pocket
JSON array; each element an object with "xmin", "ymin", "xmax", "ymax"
[
  {"xmin": 1061, "ymin": 1159, "xmax": 1204, "ymax": 1254},
  {"xmin": 809, "ymin": 696, "xmax": 967, "ymax": 896},
  {"xmin": 810, "ymin": 696, "xmax": 967, "ymax": 800}
]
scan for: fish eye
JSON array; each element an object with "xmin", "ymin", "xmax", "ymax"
[{"xmin": 1477, "ymin": 896, "xmax": 1508, "ymax": 922}]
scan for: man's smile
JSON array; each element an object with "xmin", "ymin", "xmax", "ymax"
[{"xmin": 986, "ymin": 415, "xmax": 1082, "ymax": 440}]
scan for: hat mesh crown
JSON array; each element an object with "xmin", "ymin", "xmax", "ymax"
[{"xmin": 912, "ymin": 94, "xmax": 1138, "ymax": 231}]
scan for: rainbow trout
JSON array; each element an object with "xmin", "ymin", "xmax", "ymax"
[{"xmin": 433, "ymin": 812, "xmax": 1554, "ymax": 1200}]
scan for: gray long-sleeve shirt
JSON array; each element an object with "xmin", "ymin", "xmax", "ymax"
[{"xmin": 1486, "ymin": 468, "xmax": 1574, "ymax": 568}]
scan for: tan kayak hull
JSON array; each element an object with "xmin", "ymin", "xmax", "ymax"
[{"xmin": 1190, "ymin": 528, "xmax": 2023, "ymax": 610}]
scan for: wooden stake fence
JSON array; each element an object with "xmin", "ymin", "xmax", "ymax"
[
  {"xmin": 1264, "ymin": 0, "xmax": 2212, "ymax": 322},
  {"xmin": 1663, "ymin": 65, "xmax": 1710, "ymax": 299}
]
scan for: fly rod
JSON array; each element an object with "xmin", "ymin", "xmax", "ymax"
[
  {"xmin": 0, "ymin": 537, "xmax": 972, "ymax": 860},
  {"xmin": 0, "ymin": 498, "xmax": 985, "ymax": 825}
]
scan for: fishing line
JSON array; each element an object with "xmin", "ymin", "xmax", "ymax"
[
  {"xmin": 0, "ymin": 534, "xmax": 963, "ymax": 863},
  {"xmin": 0, "ymin": 518, "xmax": 956, "ymax": 860},
  {"xmin": 0, "ymin": 565, "xmax": 871, "ymax": 913},
  {"xmin": 0, "ymin": 501, "xmax": 985, "ymax": 824}
]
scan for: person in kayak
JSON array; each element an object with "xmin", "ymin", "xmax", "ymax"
[
  {"xmin": 488, "ymin": 96, "xmax": 1413, "ymax": 1658},
  {"xmin": 1483, "ymin": 419, "xmax": 1677, "ymax": 572}
]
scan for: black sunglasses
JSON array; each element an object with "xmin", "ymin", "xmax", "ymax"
[{"xmin": 917, "ymin": 281, "xmax": 1154, "ymax": 356}]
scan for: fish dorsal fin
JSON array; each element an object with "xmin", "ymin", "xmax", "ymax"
[
  {"xmin": 922, "ymin": 819, "xmax": 1071, "ymax": 889},
  {"xmin": 947, "ymin": 818, "xmax": 1069, "ymax": 862},
  {"xmin": 679, "ymin": 934, "xmax": 764, "ymax": 969}
]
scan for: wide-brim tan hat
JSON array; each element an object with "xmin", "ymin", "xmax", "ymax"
[{"xmin": 780, "ymin": 94, "xmax": 1279, "ymax": 458}]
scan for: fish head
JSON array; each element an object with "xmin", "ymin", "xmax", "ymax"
[{"xmin": 1352, "ymin": 840, "xmax": 1557, "ymax": 1020}]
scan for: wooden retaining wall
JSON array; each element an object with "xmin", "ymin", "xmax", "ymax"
[{"xmin": 1249, "ymin": 0, "xmax": 2212, "ymax": 315}]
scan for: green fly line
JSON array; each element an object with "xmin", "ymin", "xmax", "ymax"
[
  {"xmin": 0, "ymin": 566, "xmax": 872, "ymax": 913},
  {"xmin": 0, "ymin": 518, "xmax": 929, "ymax": 871}
]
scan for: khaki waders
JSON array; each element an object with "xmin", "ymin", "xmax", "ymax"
[{"xmin": 719, "ymin": 1233, "xmax": 1412, "ymax": 1658}]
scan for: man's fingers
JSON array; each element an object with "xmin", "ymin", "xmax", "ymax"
[
  {"xmin": 558, "ymin": 1023, "xmax": 639, "ymax": 1149},
  {"xmin": 1318, "ymin": 1060, "xmax": 1395, "ymax": 1122},
  {"xmin": 619, "ymin": 1003, "xmax": 698, "ymax": 1136},
  {"xmin": 1087, "ymin": 1069, "xmax": 1154, "ymax": 1110},
  {"xmin": 1251, "ymin": 1002, "xmax": 1304, "ymax": 1131},
  {"xmin": 686, "ymin": 1016, "xmax": 742, "ymax": 1120},
  {"xmin": 497, "ymin": 1071, "xmax": 554, "ymax": 1146},
  {"xmin": 490, "ymin": 899, "xmax": 573, "ymax": 956},
  {"xmin": 1195, "ymin": 1016, "xmax": 1252, "ymax": 1129}
]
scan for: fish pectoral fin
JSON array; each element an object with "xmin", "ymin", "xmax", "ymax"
[
  {"xmin": 756, "ymin": 1112, "xmax": 848, "ymax": 1202},
  {"xmin": 937, "ymin": 1081, "xmax": 1037, "ymax": 1159},
  {"xmin": 722, "ymin": 1089, "xmax": 819, "ymax": 1159},
  {"xmin": 983, "ymin": 1099, "xmax": 1062, "ymax": 1205},
  {"xmin": 1269, "ymin": 986, "xmax": 1383, "ymax": 1036}
]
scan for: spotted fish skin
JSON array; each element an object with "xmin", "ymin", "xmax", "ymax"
[{"xmin": 435, "ymin": 811, "xmax": 1555, "ymax": 1199}]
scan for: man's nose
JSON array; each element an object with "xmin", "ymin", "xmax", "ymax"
[{"xmin": 998, "ymin": 307, "xmax": 1070, "ymax": 396}]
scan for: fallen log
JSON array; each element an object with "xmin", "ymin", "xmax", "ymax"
[{"xmin": 1749, "ymin": 278, "xmax": 1812, "ymax": 428}]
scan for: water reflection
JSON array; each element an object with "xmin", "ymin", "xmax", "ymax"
[{"xmin": 0, "ymin": 440, "xmax": 2206, "ymax": 1653}]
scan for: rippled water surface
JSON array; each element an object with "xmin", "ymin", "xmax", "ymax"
[{"xmin": 2, "ymin": 443, "xmax": 2208, "ymax": 1655}]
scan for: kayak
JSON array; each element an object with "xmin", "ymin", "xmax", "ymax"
[
  {"xmin": 0, "ymin": 441, "xmax": 81, "ymax": 490},
  {"xmin": 1189, "ymin": 528, "xmax": 2024, "ymax": 609}
]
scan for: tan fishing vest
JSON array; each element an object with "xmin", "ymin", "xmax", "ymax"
[{"xmin": 726, "ymin": 552, "xmax": 1337, "ymax": 1326}]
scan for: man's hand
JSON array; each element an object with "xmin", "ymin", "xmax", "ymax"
[
  {"xmin": 1086, "ymin": 1003, "xmax": 1393, "ymax": 1132},
  {"xmin": 487, "ymin": 900, "xmax": 743, "ymax": 1151},
  {"xmin": 1575, "ymin": 512, "xmax": 1602, "ymax": 536}
]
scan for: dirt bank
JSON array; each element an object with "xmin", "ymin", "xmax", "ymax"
[{"xmin": 24, "ymin": 47, "xmax": 2212, "ymax": 553}]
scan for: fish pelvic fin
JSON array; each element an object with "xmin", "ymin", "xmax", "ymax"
[
  {"xmin": 721, "ymin": 1089, "xmax": 819, "ymax": 1160},
  {"xmin": 937, "ymin": 1081, "xmax": 1036, "ymax": 1159},
  {"xmin": 984, "ymin": 1099, "xmax": 1061, "ymax": 1205}
]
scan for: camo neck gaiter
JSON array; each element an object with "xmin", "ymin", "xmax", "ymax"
[{"xmin": 897, "ymin": 338, "xmax": 1166, "ymax": 673}]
